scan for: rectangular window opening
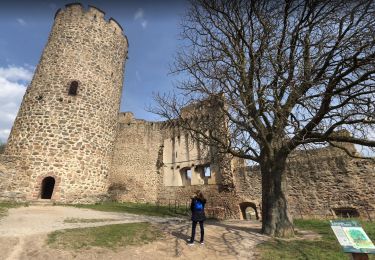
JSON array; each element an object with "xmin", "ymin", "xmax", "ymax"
[
  {"xmin": 180, "ymin": 168, "xmax": 192, "ymax": 186},
  {"xmin": 204, "ymin": 166, "xmax": 211, "ymax": 178}
]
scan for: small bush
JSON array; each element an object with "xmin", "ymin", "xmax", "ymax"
[{"xmin": 0, "ymin": 143, "xmax": 6, "ymax": 154}]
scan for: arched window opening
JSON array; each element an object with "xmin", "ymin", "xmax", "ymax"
[
  {"xmin": 41, "ymin": 176, "xmax": 55, "ymax": 199},
  {"xmin": 333, "ymin": 207, "xmax": 360, "ymax": 218},
  {"xmin": 68, "ymin": 81, "xmax": 79, "ymax": 96}
]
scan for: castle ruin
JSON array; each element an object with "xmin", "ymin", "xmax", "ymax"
[{"xmin": 0, "ymin": 3, "xmax": 374, "ymax": 220}]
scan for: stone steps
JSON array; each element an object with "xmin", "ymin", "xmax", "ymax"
[{"xmin": 29, "ymin": 199, "xmax": 54, "ymax": 206}]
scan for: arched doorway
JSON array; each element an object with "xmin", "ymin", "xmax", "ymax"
[
  {"xmin": 239, "ymin": 202, "xmax": 259, "ymax": 220},
  {"xmin": 40, "ymin": 177, "xmax": 55, "ymax": 199}
]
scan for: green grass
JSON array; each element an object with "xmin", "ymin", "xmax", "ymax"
[
  {"xmin": 0, "ymin": 202, "xmax": 27, "ymax": 218},
  {"xmin": 71, "ymin": 201, "xmax": 188, "ymax": 217},
  {"xmin": 257, "ymin": 219, "xmax": 375, "ymax": 260},
  {"xmin": 47, "ymin": 222, "xmax": 161, "ymax": 249}
]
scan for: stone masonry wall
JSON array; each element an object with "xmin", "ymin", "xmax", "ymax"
[
  {"xmin": 157, "ymin": 185, "xmax": 241, "ymax": 219},
  {"xmin": 286, "ymin": 147, "xmax": 375, "ymax": 218},
  {"xmin": 109, "ymin": 113, "xmax": 164, "ymax": 203},
  {"xmin": 0, "ymin": 155, "xmax": 27, "ymax": 201},
  {"xmin": 234, "ymin": 145, "xmax": 375, "ymax": 219},
  {"xmin": 2, "ymin": 4, "xmax": 128, "ymax": 203}
]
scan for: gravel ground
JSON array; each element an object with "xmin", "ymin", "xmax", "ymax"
[{"xmin": 0, "ymin": 206, "xmax": 267, "ymax": 260}]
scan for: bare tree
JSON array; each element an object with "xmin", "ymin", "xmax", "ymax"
[{"xmin": 152, "ymin": 0, "xmax": 375, "ymax": 237}]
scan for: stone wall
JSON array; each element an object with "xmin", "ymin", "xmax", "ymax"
[
  {"xmin": 2, "ymin": 4, "xmax": 128, "ymax": 203},
  {"xmin": 0, "ymin": 155, "xmax": 26, "ymax": 201},
  {"xmin": 109, "ymin": 113, "xmax": 164, "ymax": 203},
  {"xmin": 234, "ymin": 145, "xmax": 375, "ymax": 219},
  {"xmin": 232, "ymin": 159, "xmax": 261, "ymax": 208},
  {"xmin": 109, "ymin": 112, "xmax": 239, "ymax": 218},
  {"xmin": 157, "ymin": 185, "xmax": 240, "ymax": 219},
  {"xmin": 286, "ymin": 146, "xmax": 375, "ymax": 218}
]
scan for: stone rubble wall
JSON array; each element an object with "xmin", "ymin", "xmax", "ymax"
[
  {"xmin": 286, "ymin": 148, "xmax": 375, "ymax": 218},
  {"xmin": 108, "ymin": 113, "xmax": 164, "ymax": 203},
  {"xmin": 234, "ymin": 145, "xmax": 375, "ymax": 219},
  {"xmin": 156, "ymin": 185, "xmax": 241, "ymax": 219},
  {"xmin": 0, "ymin": 155, "xmax": 27, "ymax": 201}
]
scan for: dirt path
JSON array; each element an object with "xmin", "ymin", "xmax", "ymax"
[{"xmin": 0, "ymin": 206, "xmax": 268, "ymax": 260}]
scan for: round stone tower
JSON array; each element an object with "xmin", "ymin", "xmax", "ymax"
[{"xmin": 5, "ymin": 3, "xmax": 128, "ymax": 203}]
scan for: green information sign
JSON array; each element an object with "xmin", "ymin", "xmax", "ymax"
[{"xmin": 330, "ymin": 220, "xmax": 375, "ymax": 254}]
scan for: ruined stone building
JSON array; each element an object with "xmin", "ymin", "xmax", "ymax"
[{"xmin": 0, "ymin": 3, "xmax": 374, "ymax": 220}]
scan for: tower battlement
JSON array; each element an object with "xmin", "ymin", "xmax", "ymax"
[{"xmin": 54, "ymin": 3, "xmax": 127, "ymax": 40}]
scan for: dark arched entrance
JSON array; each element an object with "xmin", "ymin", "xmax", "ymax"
[
  {"xmin": 333, "ymin": 207, "xmax": 360, "ymax": 218},
  {"xmin": 41, "ymin": 177, "xmax": 55, "ymax": 199},
  {"xmin": 239, "ymin": 202, "xmax": 259, "ymax": 220}
]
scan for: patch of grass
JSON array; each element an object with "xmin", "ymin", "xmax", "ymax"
[
  {"xmin": 257, "ymin": 219, "xmax": 375, "ymax": 260},
  {"xmin": 63, "ymin": 218, "xmax": 118, "ymax": 223},
  {"xmin": 0, "ymin": 202, "xmax": 27, "ymax": 219},
  {"xmin": 71, "ymin": 201, "xmax": 188, "ymax": 217},
  {"xmin": 47, "ymin": 222, "xmax": 161, "ymax": 249}
]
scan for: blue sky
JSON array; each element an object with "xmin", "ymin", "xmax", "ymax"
[{"xmin": 0, "ymin": 0, "xmax": 188, "ymax": 142}]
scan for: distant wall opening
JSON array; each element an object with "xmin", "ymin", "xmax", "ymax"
[
  {"xmin": 40, "ymin": 176, "xmax": 55, "ymax": 199},
  {"xmin": 197, "ymin": 165, "xmax": 211, "ymax": 185},
  {"xmin": 68, "ymin": 81, "xmax": 79, "ymax": 96},
  {"xmin": 180, "ymin": 167, "xmax": 192, "ymax": 186},
  {"xmin": 239, "ymin": 202, "xmax": 259, "ymax": 220},
  {"xmin": 333, "ymin": 207, "xmax": 360, "ymax": 218}
]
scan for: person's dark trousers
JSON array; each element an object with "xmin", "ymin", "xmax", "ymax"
[{"xmin": 190, "ymin": 221, "xmax": 204, "ymax": 242}]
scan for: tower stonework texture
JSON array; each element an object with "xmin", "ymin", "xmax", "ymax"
[{"xmin": 3, "ymin": 4, "xmax": 128, "ymax": 202}]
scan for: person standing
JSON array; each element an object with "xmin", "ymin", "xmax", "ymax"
[{"xmin": 187, "ymin": 190, "xmax": 206, "ymax": 245}]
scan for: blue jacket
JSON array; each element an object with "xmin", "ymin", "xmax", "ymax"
[{"xmin": 190, "ymin": 197, "xmax": 206, "ymax": 221}]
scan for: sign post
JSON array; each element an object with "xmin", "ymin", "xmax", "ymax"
[{"xmin": 330, "ymin": 220, "xmax": 375, "ymax": 260}]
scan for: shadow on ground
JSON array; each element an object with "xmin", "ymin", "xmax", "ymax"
[{"xmin": 161, "ymin": 219, "xmax": 267, "ymax": 259}]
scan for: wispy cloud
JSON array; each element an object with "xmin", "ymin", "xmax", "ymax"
[
  {"xmin": 16, "ymin": 18, "xmax": 27, "ymax": 26},
  {"xmin": 134, "ymin": 8, "xmax": 148, "ymax": 29},
  {"xmin": 141, "ymin": 21, "xmax": 148, "ymax": 29},
  {"xmin": 134, "ymin": 8, "xmax": 144, "ymax": 20},
  {"xmin": 0, "ymin": 66, "xmax": 34, "ymax": 142}
]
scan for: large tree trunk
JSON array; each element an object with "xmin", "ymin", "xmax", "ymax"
[{"xmin": 260, "ymin": 152, "xmax": 294, "ymax": 237}]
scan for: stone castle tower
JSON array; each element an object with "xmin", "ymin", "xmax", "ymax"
[{"xmin": 4, "ymin": 3, "xmax": 128, "ymax": 202}]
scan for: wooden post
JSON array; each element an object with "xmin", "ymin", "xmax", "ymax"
[
  {"xmin": 365, "ymin": 208, "xmax": 372, "ymax": 222},
  {"xmin": 351, "ymin": 253, "xmax": 369, "ymax": 260}
]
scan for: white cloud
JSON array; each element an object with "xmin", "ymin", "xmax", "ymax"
[
  {"xmin": 134, "ymin": 8, "xmax": 148, "ymax": 29},
  {"xmin": 0, "ymin": 66, "xmax": 33, "ymax": 142},
  {"xmin": 0, "ymin": 66, "xmax": 33, "ymax": 82},
  {"xmin": 16, "ymin": 18, "xmax": 27, "ymax": 26},
  {"xmin": 0, "ymin": 129, "xmax": 11, "ymax": 143}
]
